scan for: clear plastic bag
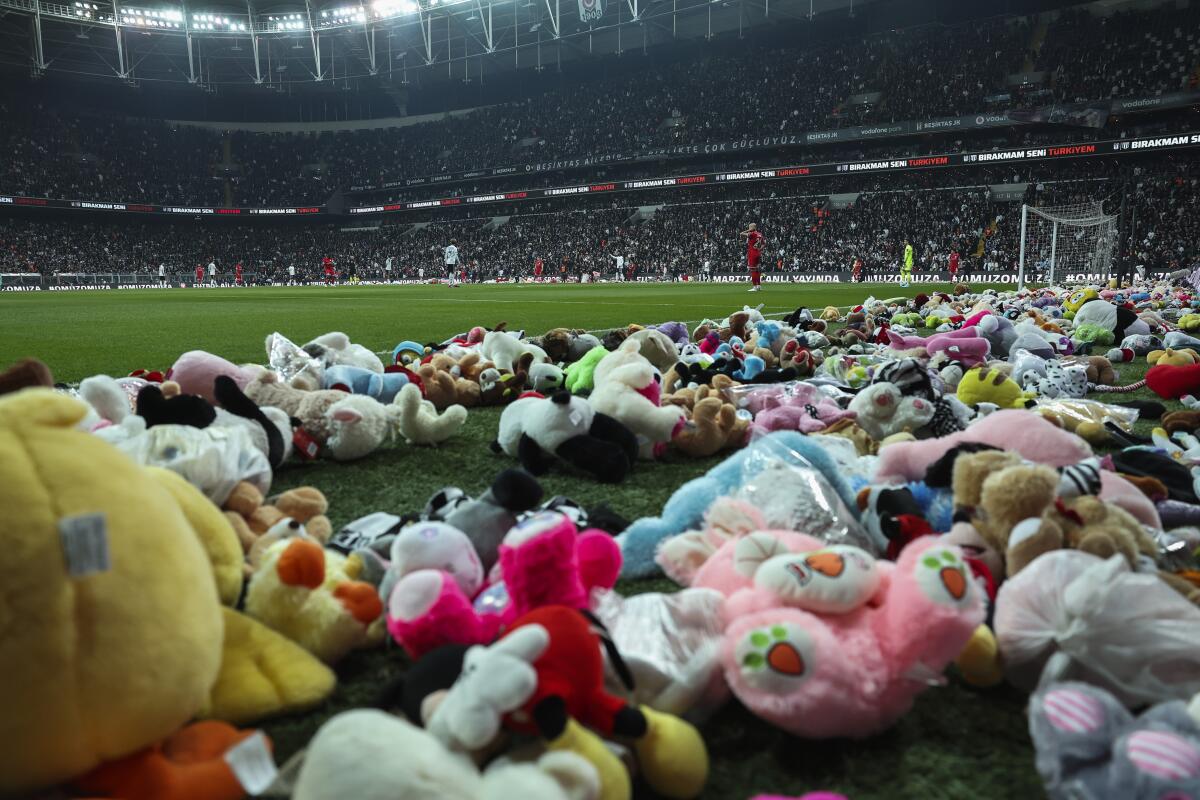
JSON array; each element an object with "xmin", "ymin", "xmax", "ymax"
[
  {"xmin": 995, "ymin": 551, "xmax": 1200, "ymax": 707},
  {"xmin": 735, "ymin": 434, "xmax": 878, "ymax": 554},
  {"xmin": 722, "ymin": 380, "xmax": 851, "ymax": 415},
  {"xmin": 266, "ymin": 332, "xmax": 323, "ymax": 387},
  {"xmin": 1034, "ymin": 398, "xmax": 1140, "ymax": 433},
  {"xmin": 111, "ymin": 423, "xmax": 271, "ymax": 505},
  {"xmin": 592, "ymin": 587, "xmax": 729, "ymax": 721}
]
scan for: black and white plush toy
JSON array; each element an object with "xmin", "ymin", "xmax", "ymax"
[{"xmin": 493, "ymin": 391, "xmax": 638, "ymax": 483}]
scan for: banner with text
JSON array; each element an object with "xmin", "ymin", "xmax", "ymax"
[{"xmin": 347, "ymin": 90, "xmax": 1200, "ymax": 193}]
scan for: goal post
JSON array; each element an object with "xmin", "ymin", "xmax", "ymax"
[{"xmin": 1017, "ymin": 200, "xmax": 1119, "ymax": 289}]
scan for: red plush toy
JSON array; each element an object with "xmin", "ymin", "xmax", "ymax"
[
  {"xmin": 503, "ymin": 606, "xmax": 709, "ymax": 799},
  {"xmin": 1146, "ymin": 362, "xmax": 1200, "ymax": 400}
]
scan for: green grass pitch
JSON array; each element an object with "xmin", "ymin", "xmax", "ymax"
[{"xmin": 4, "ymin": 281, "xmax": 1162, "ymax": 799}]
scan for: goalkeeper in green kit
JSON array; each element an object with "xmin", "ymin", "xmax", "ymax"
[{"xmin": 901, "ymin": 238, "xmax": 914, "ymax": 288}]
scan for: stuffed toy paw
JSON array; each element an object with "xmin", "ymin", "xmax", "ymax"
[{"xmin": 1030, "ymin": 681, "xmax": 1200, "ymax": 799}]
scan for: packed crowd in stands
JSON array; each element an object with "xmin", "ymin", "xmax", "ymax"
[
  {"xmin": 1, "ymin": 3, "xmax": 1197, "ymax": 208},
  {"xmin": 4, "ymin": 163, "xmax": 1196, "ymax": 281}
]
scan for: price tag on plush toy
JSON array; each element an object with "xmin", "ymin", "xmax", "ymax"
[
  {"xmin": 58, "ymin": 513, "xmax": 110, "ymax": 577},
  {"xmin": 224, "ymin": 731, "xmax": 277, "ymax": 795},
  {"xmin": 293, "ymin": 428, "xmax": 319, "ymax": 461}
]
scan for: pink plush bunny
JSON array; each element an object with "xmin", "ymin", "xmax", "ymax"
[
  {"xmin": 697, "ymin": 532, "xmax": 984, "ymax": 738},
  {"xmin": 886, "ymin": 327, "xmax": 978, "ymax": 351},
  {"xmin": 926, "ymin": 335, "xmax": 990, "ymax": 368},
  {"xmin": 386, "ymin": 511, "xmax": 620, "ymax": 658},
  {"xmin": 749, "ymin": 384, "xmax": 857, "ymax": 437}
]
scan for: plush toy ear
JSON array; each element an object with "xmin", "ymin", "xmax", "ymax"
[
  {"xmin": 493, "ymin": 623, "xmax": 550, "ymax": 664},
  {"xmin": 332, "ymin": 407, "xmax": 364, "ymax": 424}
]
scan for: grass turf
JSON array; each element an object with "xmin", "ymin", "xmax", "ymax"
[{"xmin": 4, "ymin": 281, "xmax": 1158, "ymax": 799}]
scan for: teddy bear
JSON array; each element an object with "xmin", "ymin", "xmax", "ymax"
[
  {"xmin": 245, "ymin": 536, "xmax": 386, "ymax": 664},
  {"xmin": 385, "ymin": 511, "xmax": 621, "ymax": 659},
  {"xmin": 695, "ymin": 531, "xmax": 983, "ymax": 738},
  {"xmin": 244, "ymin": 370, "xmax": 349, "ymax": 447},
  {"xmin": 494, "ymin": 392, "xmax": 639, "ymax": 483},
  {"xmin": 590, "ymin": 338, "xmax": 687, "ymax": 459},
  {"xmin": 953, "ymin": 451, "xmax": 1156, "ymax": 581},
  {"xmin": 673, "ymin": 397, "xmax": 750, "ymax": 458},
  {"xmin": 222, "ymin": 480, "xmax": 332, "ymax": 567},
  {"xmin": 302, "ymin": 331, "xmax": 385, "ymax": 374},
  {"xmin": 1063, "ymin": 354, "xmax": 1117, "ymax": 386},
  {"xmin": 847, "ymin": 383, "xmax": 935, "ymax": 441}
]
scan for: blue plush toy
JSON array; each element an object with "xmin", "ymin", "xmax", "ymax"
[
  {"xmin": 754, "ymin": 320, "xmax": 783, "ymax": 349},
  {"xmin": 617, "ymin": 431, "xmax": 861, "ymax": 578},
  {"xmin": 732, "ymin": 354, "xmax": 765, "ymax": 381},
  {"xmin": 847, "ymin": 476, "xmax": 954, "ymax": 533},
  {"xmin": 323, "ymin": 364, "xmax": 410, "ymax": 403}
]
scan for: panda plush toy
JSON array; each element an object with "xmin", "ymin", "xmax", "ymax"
[{"xmin": 493, "ymin": 391, "xmax": 638, "ymax": 483}]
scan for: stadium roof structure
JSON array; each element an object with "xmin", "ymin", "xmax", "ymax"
[{"xmin": 0, "ymin": 0, "xmax": 876, "ymax": 89}]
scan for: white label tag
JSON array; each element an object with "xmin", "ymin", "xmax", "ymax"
[
  {"xmin": 59, "ymin": 514, "xmax": 110, "ymax": 577},
  {"xmin": 225, "ymin": 731, "xmax": 277, "ymax": 795},
  {"xmin": 569, "ymin": 410, "xmax": 583, "ymax": 427}
]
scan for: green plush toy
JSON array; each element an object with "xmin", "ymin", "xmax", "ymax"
[
  {"xmin": 1179, "ymin": 313, "xmax": 1200, "ymax": 332},
  {"xmin": 1072, "ymin": 323, "xmax": 1115, "ymax": 346},
  {"xmin": 891, "ymin": 312, "xmax": 922, "ymax": 328},
  {"xmin": 564, "ymin": 346, "xmax": 608, "ymax": 394}
]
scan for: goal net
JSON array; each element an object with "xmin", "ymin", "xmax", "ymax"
[{"xmin": 1017, "ymin": 201, "xmax": 1118, "ymax": 288}]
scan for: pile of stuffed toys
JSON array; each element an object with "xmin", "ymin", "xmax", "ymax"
[{"xmin": 4, "ymin": 280, "xmax": 1200, "ymax": 800}]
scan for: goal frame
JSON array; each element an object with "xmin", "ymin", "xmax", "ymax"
[{"xmin": 1016, "ymin": 201, "xmax": 1118, "ymax": 290}]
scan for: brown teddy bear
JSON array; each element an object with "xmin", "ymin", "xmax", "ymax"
[
  {"xmin": 672, "ymin": 397, "xmax": 749, "ymax": 457},
  {"xmin": 954, "ymin": 452, "xmax": 1161, "ymax": 582},
  {"xmin": 426, "ymin": 353, "xmax": 484, "ymax": 407},
  {"xmin": 223, "ymin": 481, "xmax": 332, "ymax": 575}
]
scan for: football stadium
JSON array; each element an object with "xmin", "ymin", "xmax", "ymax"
[{"xmin": 2, "ymin": 0, "xmax": 1200, "ymax": 797}]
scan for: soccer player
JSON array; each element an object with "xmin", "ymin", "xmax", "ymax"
[
  {"xmin": 235, "ymin": 262, "xmax": 244, "ymax": 286},
  {"xmin": 533, "ymin": 256, "xmax": 544, "ymax": 280},
  {"xmin": 739, "ymin": 222, "xmax": 765, "ymax": 292},
  {"xmin": 852, "ymin": 256, "xmax": 863, "ymax": 283},
  {"xmin": 207, "ymin": 259, "xmax": 217, "ymax": 286},
  {"xmin": 287, "ymin": 264, "xmax": 296, "ymax": 285},
  {"xmin": 322, "ymin": 256, "xmax": 336, "ymax": 285},
  {"xmin": 194, "ymin": 264, "xmax": 205, "ymax": 285},
  {"xmin": 385, "ymin": 255, "xmax": 393, "ymax": 281},
  {"xmin": 948, "ymin": 249, "xmax": 960, "ymax": 283},
  {"xmin": 444, "ymin": 239, "xmax": 460, "ymax": 287},
  {"xmin": 158, "ymin": 262, "xmax": 166, "ymax": 286},
  {"xmin": 901, "ymin": 238, "xmax": 914, "ymax": 288}
]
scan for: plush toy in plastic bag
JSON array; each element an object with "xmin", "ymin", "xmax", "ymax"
[
  {"xmin": 266, "ymin": 332, "xmax": 323, "ymax": 390},
  {"xmin": 736, "ymin": 439, "xmax": 877, "ymax": 556},
  {"xmin": 591, "ymin": 587, "xmax": 730, "ymax": 720},
  {"xmin": 105, "ymin": 421, "xmax": 271, "ymax": 506},
  {"xmin": 995, "ymin": 551, "xmax": 1200, "ymax": 707}
]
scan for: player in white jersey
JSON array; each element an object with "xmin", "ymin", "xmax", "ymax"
[{"xmin": 444, "ymin": 240, "xmax": 460, "ymax": 288}]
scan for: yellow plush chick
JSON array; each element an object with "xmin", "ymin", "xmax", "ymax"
[
  {"xmin": 0, "ymin": 389, "xmax": 224, "ymax": 796},
  {"xmin": 956, "ymin": 366, "xmax": 1035, "ymax": 409},
  {"xmin": 1180, "ymin": 314, "xmax": 1200, "ymax": 333},
  {"xmin": 246, "ymin": 537, "xmax": 385, "ymax": 664}
]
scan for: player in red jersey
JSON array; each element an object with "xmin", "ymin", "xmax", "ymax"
[
  {"xmin": 534, "ymin": 256, "xmax": 544, "ymax": 279},
  {"xmin": 322, "ymin": 256, "xmax": 335, "ymax": 285},
  {"xmin": 194, "ymin": 264, "xmax": 205, "ymax": 285},
  {"xmin": 948, "ymin": 249, "xmax": 960, "ymax": 282},
  {"xmin": 739, "ymin": 222, "xmax": 765, "ymax": 292},
  {"xmin": 234, "ymin": 262, "xmax": 244, "ymax": 286}
]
